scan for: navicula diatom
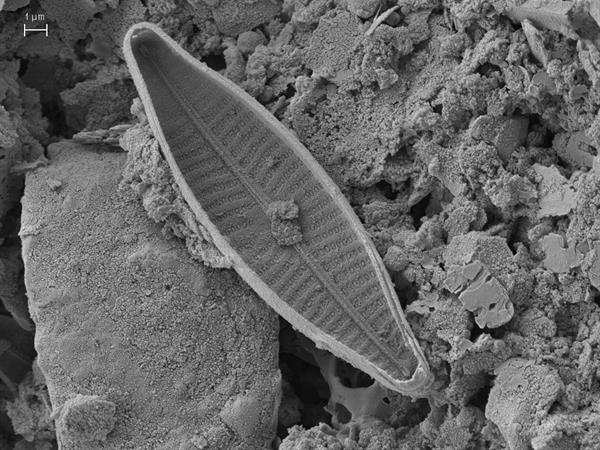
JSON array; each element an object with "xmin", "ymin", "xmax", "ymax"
[{"xmin": 123, "ymin": 22, "xmax": 431, "ymax": 396}]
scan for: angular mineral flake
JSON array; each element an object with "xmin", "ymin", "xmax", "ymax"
[
  {"xmin": 533, "ymin": 163, "xmax": 577, "ymax": 218},
  {"xmin": 540, "ymin": 233, "xmax": 581, "ymax": 273}
]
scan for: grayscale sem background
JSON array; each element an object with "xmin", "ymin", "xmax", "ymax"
[{"xmin": 1, "ymin": 0, "xmax": 600, "ymax": 449}]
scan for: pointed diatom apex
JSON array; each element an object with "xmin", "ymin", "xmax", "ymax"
[{"xmin": 123, "ymin": 22, "xmax": 432, "ymax": 396}]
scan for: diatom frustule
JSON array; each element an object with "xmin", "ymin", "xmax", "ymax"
[{"xmin": 122, "ymin": 22, "xmax": 431, "ymax": 395}]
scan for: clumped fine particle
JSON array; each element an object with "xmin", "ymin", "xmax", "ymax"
[
  {"xmin": 120, "ymin": 124, "xmax": 231, "ymax": 269},
  {"xmin": 39, "ymin": 0, "xmax": 97, "ymax": 43},
  {"xmin": 86, "ymin": 0, "xmax": 148, "ymax": 59},
  {"xmin": 6, "ymin": 368, "xmax": 56, "ymax": 446},
  {"xmin": 434, "ymin": 406, "xmax": 486, "ymax": 450},
  {"xmin": 291, "ymin": 80, "xmax": 420, "ymax": 187},
  {"xmin": 211, "ymin": 0, "xmax": 282, "ymax": 36},
  {"xmin": 267, "ymin": 200, "xmax": 302, "ymax": 246},
  {"xmin": 60, "ymin": 66, "xmax": 136, "ymax": 131},
  {"xmin": 486, "ymin": 358, "xmax": 563, "ymax": 450},
  {"xmin": 586, "ymin": 241, "xmax": 600, "ymax": 290},
  {"xmin": 55, "ymin": 395, "xmax": 117, "ymax": 445},
  {"xmin": 236, "ymin": 30, "xmax": 266, "ymax": 55},
  {"xmin": 420, "ymin": 142, "xmax": 468, "ymax": 197},
  {"xmin": 444, "ymin": 232, "xmax": 514, "ymax": 279},
  {"xmin": 280, "ymin": 425, "xmax": 345, "ymax": 449},
  {"xmin": 468, "ymin": 115, "xmax": 529, "ymax": 163},
  {"xmin": 347, "ymin": 0, "xmax": 380, "ymax": 19},
  {"xmin": 219, "ymin": 376, "xmax": 280, "ymax": 442},
  {"xmin": 304, "ymin": 9, "xmax": 362, "ymax": 82},
  {"xmin": 1, "ymin": 0, "xmax": 30, "ymax": 11}
]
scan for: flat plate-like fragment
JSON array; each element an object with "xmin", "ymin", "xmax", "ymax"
[
  {"xmin": 123, "ymin": 23, "xmax": 431, "ymax": 395},
  {"xmin": 506, "ymin": 0, "xmax": 577, "ymax": 38}
]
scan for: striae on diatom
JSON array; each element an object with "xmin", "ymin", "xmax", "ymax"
[{"xmin": 122, "ymin": 22, "xmax": 431, "ymax": 395}]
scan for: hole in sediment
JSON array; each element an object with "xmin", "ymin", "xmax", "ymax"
[
  {"xmin": 375, "ymin": 180, "xmax": 399, "ymax": 200},
  {"xmin": 409, "ymin": 194, "xmax": 431, "ymax": 228},
  {"xmin": 202, "ymin": 53, "xmax": 226, "ymax": 71},
  {"xmin": 278, "ymin": 319, "xmax": 331, "ymax": 437},
  {"xmin": 335, "ymin": 359, "xmax": 374, "ymax": 388}
]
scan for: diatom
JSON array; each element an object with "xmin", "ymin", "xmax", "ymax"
[{"xmin": 123, "ymin": 23, "xmax": 431, "ymax": 395}]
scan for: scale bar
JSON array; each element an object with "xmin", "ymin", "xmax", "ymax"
[{"xmin": 23, "ymin": 24, "xmax": 49, "ymax": 37}]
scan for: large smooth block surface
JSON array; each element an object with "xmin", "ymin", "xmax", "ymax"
[{"xmin": 21, "ymin": 141, "xmax": 280, "ymax": 449}]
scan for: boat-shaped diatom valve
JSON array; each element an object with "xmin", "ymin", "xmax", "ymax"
[{"xmin": 123, "ymin": 23, "xmax": 432, "ymax": 395}]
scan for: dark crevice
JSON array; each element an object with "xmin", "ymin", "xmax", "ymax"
[
  {"xmin": 278, "ymin": 319, "xmax": 331, "ymax": 437},
  {"xmin": 466, "ymin": 376, "xmax": 492, "ymax": 410},
  {"xmin": 335, "ymin": 359, "xmax": 374, "ymax": 388},
  {"xmin": 476, "ymin": 62, "xmax": 501, "ymax": 77},
  {"xmin": 17, "ymin": 59, "xmax": 29, "ymax": 77},
  {"xmin": 202, "ymin": 53, "xmax": 226, "ymax": 71},
  {"xmin": 333, "ymin": 404, "xmax": 351, "ymax": 424},
  {"xmin": 470, "ymin": 324, "xmax": 484, "ymax": 341},
  {"xmin": 391, "ymin": 271, "xmax": 419, "ymax": 308},
  {"xmin": 278, "ymin": 355, "xmax": 331, "ymax": 434},
  {"xmin": 482, "ymin": 205, "xmax": 504, "ymax": 231},
  {"xmin": 394, "ymin": 40, "xmax": 429, "ymax": 70},
  {"xmin": 573, "ymin": 68, "xmax": 590, "ymax": 86},
  {"xmin": 255, "ymin": 24, "xmax": 270, "ymax": 39},
  {"xmin": 591, "ymin": 289, "xmax": 600, "ymax": 308},
  {"xmin": 506, "ymin": 216, "xmax": 530, "ymax": 251},
  {"xmin": 526, "ymin": 114, "xmax": 555, "ymax": 148},
  {"xmin": 284, "ymin": 83, "xmax": 296, "ymax": 99},
  {"xmin": 489, "ymin": 326, "xmax": 508, "ymax": 339},
  {"xmin": 0, "ymin": 203, "xmax": 23, "ymax": 243},
  {"xmin": 20, "ymin": 58, "xmax": 76, "ymax": 138},
  {"xmin": 375, "ymin": 180, "xmax": 399, "ymax": 200},
  {"xmin": 73, "ymin": 39, "xmax": 93, "ymax": 61},
  {"xmin": 409, "ymin": 193, "xmax": 431, "ymax": 229},
  {"xmin": 44, "ymin": 97, "xmax": 71, "ymax": 138}
]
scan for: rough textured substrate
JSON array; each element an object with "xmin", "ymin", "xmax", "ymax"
[{"xmin": 20, "ymin": 141, "xmax": 280, "ymax": 449}]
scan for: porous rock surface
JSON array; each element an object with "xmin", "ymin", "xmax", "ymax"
[
  {"xmin": 486, "ymin": 358, "xmax": 563, "ymax": 450},
  {"xmin": 20, "ymin": 141, "xmax": 280, "ymax": 449}
]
